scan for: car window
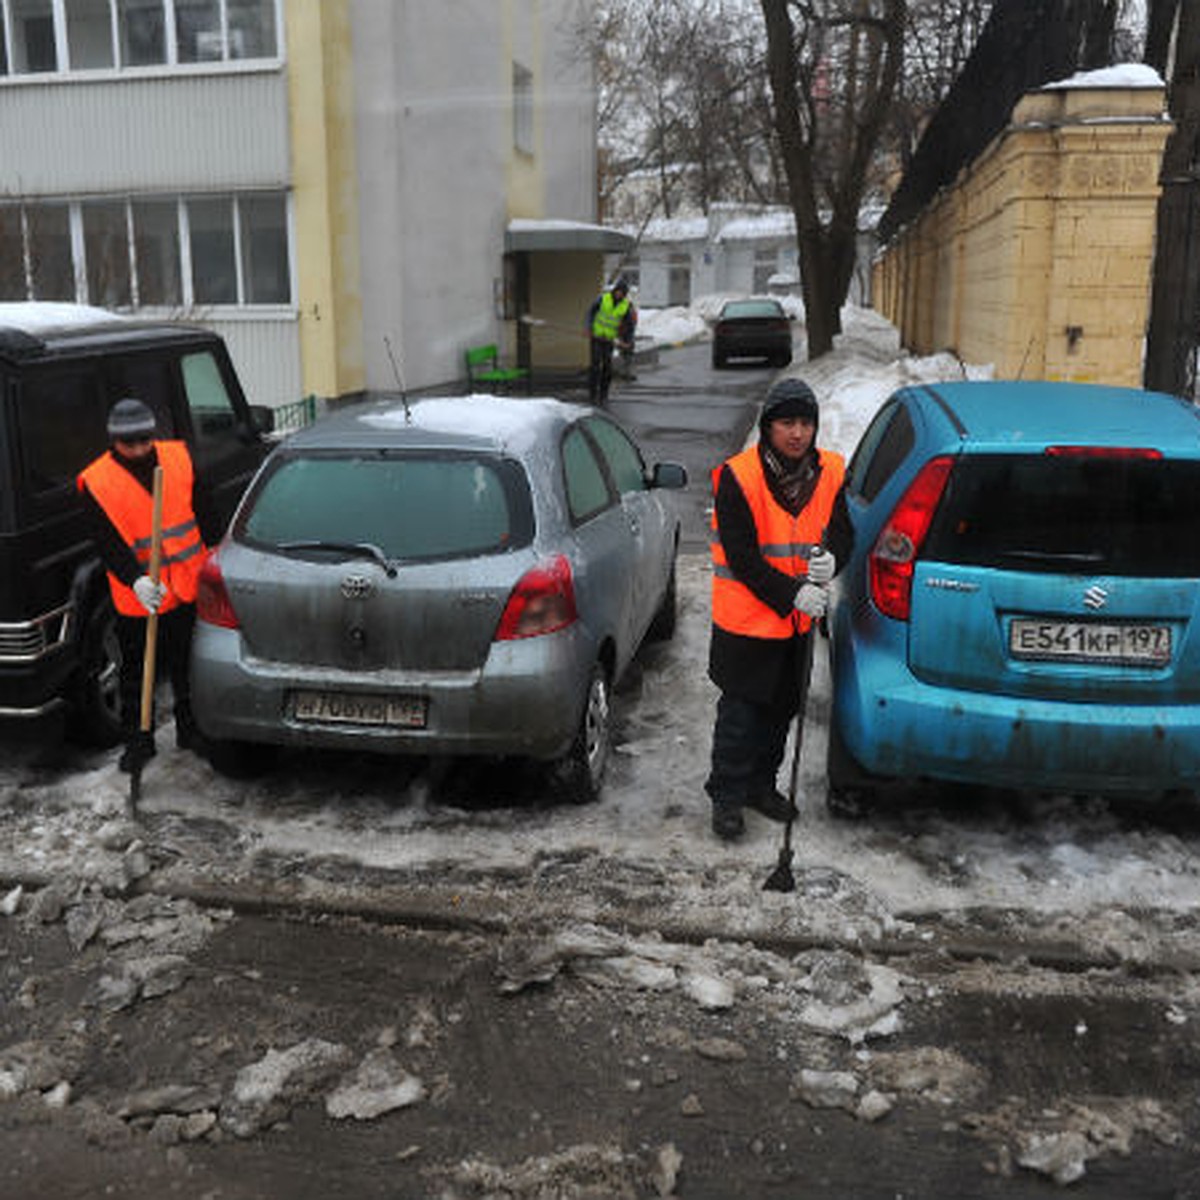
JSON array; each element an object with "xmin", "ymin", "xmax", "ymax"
[
  {"xmin": 847, "ymin": 399, "xmax": 914, "ymax": 503},
  {"xmin": 17, "ymin": 364, "xmax": 107, "ymax": 494},
  {"xmin": 926, "ymin": 454, "xmax": 1200, "ymax": 577},
  {"xmin": 562, "ymin": 425, "xmax": 614, "ymax": 523},
  {"xmin": 181, "ymin": 349, "xmax": 240, "ymax": 443},
  {"xmin": 240, "ymin": 452, "xmax": 532, "ymax": 562},
  {"xmin": 582, "ymin": 415, "xmax": 646, "ymax": 495}
]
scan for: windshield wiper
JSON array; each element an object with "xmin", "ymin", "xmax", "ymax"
[
  {"xmin": 1000, "ymin": 548, "xmax": 1105, "ymax": 565},
  {"xmin": 277, "ymin": 540, "xmax": 398, "ymax": 578}
]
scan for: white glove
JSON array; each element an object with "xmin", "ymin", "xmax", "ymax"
[
  {"xmin": 132, "ymin": 575, "xmax": 166, "ymax": 614},
  {"xmin": 807, "ymin": 547, "xmax": 836, "ymax": 585},
  {"xmin": 794, "ymin": 582, "xmax": 828, "ymax": 620}
]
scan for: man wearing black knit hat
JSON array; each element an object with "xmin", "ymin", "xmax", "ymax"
[{"xmin": 706, "ymin": 377, "xmax": 853, "ymax": 841}]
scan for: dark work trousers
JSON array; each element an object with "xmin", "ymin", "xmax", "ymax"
[
  {"xmin": 116, "ymin": 603, "xmax": 197, "ymax": 743},
  {"xmin": 588, "ymin": 337, "xmax": 616, "ymax": 405},
  {"xmin": 705, "ymin": 634, "xmax": 815, "ymax": 815}
]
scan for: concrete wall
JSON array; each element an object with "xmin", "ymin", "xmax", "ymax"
[
  {"xmin": 873, "ymin": 81, "xmax": 1171, "ymax": 386},
  {"xmin": 349, "ymin": 0, "xmax": 595, "ymax": 396}
]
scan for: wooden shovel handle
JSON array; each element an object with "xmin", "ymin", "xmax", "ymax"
[{"xmin": 138, "ymin": 466, "xmax": 165, "ymax": 734}]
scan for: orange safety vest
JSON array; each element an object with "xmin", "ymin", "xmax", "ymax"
[
  {"xmin": 78, "ymin": 440, "xmax": 205, "ymax": 617},
  {"xmin": 711, "ymin": 445, "xmax": 845, "ymax": 637}
]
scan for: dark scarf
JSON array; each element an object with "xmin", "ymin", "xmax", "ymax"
[{"xmin": 759, "ymin": 441, "xmax": 820, "ymax": 516}]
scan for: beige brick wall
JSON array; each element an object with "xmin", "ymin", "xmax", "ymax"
[{"xmin": 873, "ymin": 82, "xmax": 1171, "ymax": 386}]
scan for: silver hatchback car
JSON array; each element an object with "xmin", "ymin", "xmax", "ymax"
[{"xmin": 190, "ymin": 394, "xmax": 687, "ymax": 801}]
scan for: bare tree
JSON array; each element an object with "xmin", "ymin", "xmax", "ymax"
[
  {"xmin": 760, "ymin": 0, "xmax": 906, "ymax": 358},
  {"xmin": 1144, "ymin": 0, "xmax": 1200, "ymax": 397}
]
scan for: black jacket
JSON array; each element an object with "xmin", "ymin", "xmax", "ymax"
[{"xmin": 708, "ymin": 445, "xmax": 853, "ymax": 709}]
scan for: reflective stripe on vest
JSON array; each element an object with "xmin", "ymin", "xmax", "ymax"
[
  {"xmin": 78, "ymin": 440, "xmax": 205, "ymax": 617},
  {"xmin": 592, "ymin": 291, "xmax": 631, "ymax": 341},
  {"xmin": 710, "ymin": 445, "xmax": 845, "ymax": 638}
]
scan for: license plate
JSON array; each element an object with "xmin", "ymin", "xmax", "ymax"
[
  {"xmin": 1009, "ymin": 619, "xmax": 1172, "ymax": 665},
  {"xmin": 290, "ymin": 690, "xmax": 427, "ymax": 728}
]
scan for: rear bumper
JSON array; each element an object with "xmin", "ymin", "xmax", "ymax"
[
  {"xmin": 835, "ymin": 645, "xmax": 1200, "ymax": 793},
  {"xmin": 190, "ymin": 622, "xmax": 592, "ymax": 761}
]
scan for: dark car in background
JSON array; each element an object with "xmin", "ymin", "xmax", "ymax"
[
  {"xmin": 0, "ymin": 303, "xmax": 273, "ymax": 747},
  {"xmin": 828, "ymin": 380, "xmax": 1200, "ymax": 814},
  {"xmin": 711, "ymin": 298, "xmax": 793, "ymax": 369},
  {"xmin": 191, "ymin": 394, "xmax": 687, "ymax": 803}
]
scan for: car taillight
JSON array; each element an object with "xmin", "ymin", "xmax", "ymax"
[
  {"xmin": 495, "ymin": 555, "xmax": 578, "ymax": 640},
  {"xmin": 1045, "ymin": 445, "xmax": 1162, "ymax": 459},
  {"xmin": 869, "ymin": 455, "xmax": 954, "ymax": 621},
  {"xmin": 196, "ymin": 551, "xmax": 240, "ymax": 629}
]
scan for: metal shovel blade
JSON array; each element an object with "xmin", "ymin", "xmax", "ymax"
[{"xmin": 762, "ymin": 846, "xmax": 796, "ymax": 893}]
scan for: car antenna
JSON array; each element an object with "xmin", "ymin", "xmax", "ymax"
[{"xmin": 384, "ymin": 335, "xmax": 412, "ymax": 422}]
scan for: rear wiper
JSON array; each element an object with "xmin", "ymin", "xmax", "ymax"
[
  {"xmin": 1001, "ymin": 548, "xmax": 1104, "ymax": 565},
  {"xmin": 277, "ymin": 539, "xmax": 398, "ymax": 578}
]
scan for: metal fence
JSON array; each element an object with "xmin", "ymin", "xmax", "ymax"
[{"xmin": 271, "ymin": 394, "xmax": 318, "ymax": 435}]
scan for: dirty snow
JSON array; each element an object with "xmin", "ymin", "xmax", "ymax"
[{"xmin": 3, "ymin": 302, "xmax": 1200, "ymax": 968}]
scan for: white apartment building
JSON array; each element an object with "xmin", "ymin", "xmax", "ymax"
[{"xmin": 0, "ymin": 0, "xmax": 625, "ymax": 410}]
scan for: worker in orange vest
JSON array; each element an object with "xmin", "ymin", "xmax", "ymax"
[
  {"xmin": 77, "ymin": 399, "xmax": 217, "ymax": 773},
  {"xmin": 707, "ymin": 378, "xmax": 853, "ymax": 841}
]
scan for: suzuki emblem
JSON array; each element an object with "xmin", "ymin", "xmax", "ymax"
[
  {"xmin": 341, "ymin": 574, "xmax": 375, "ymax": 600},
  {"xmin": 1082, "ymin": 584, "xmax": 1108, "ymax": 611}
]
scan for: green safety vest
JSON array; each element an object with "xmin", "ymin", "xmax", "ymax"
[{"xmin": 592, "ymin": 291, "xmax": 631, "ymax": 342}]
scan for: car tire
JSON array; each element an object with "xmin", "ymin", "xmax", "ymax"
[
  {"xmin": 826, "ymin": 719, "xmax": 876, "ymax": 820},
  {"xmin": 712, "ymin": 349, "xmax": 726, "ymax": 369},
  {"xmin": 69, "ymin": 598, "xmax": 124, "ymax": 748},
  {"xmin": 551, "ymin": 663, "xmax": 611, "ymax": 804},
  {"xmin": 646, "ymin": 556, "xmax": 678, "ymax": 642},
  {"xmin": 206, "ymin": 738, "xmax": 278, "ymax": 780}
]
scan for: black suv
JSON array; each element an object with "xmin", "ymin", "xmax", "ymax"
[{"xmin": 0, "ymin": 304, "xmax": 274, "ymax": 746}]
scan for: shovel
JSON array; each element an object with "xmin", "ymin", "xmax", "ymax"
[
  {"xmin": 763, "ymin": 622, "xmax": 818, "ymax": 894},
  {"xmin": 129, "ymin": 465, "xmax": 164, "ymax": 815}
]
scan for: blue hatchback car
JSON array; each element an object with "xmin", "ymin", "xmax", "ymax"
[{"xmin": 828, "ymin": 380, "xmax": 1200, "ymax": 811}]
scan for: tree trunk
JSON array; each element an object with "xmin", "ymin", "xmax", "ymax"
[{"xmin": 1144, "ymin": 0, "xmax": 1200, "ymax": 398}]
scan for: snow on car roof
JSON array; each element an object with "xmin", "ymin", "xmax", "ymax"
[
  {"xmin": 293, "ymin": 393, "xmax": 590, "ymax": 454},
  {"xmin": 0, "ymin": 301, "xmax": 132, "ymax": 334}
]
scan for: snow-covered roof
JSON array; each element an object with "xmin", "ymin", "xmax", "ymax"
[
  {"xmin": 715, "ymin": 212, "xmax": 795, "ymax": 242},
  {"xmin": 1041, "ymin": 63, "xmax": 1164, "ymax": 91},
  {"xmin": 633, "ymin": 216, "xmax": 710, "ymax": 244}
]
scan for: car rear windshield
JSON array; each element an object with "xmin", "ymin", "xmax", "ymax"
[
  {"xmin": 237, "ymin": 451, "xmax": 534, "ymax": 562},
  {"xmin": 925, "ymin": 453, "xmax": 1200, "ymax": 577},
  {"xmin": 721, "ymin": 301, "xmax": 783, "ymax": 320}
]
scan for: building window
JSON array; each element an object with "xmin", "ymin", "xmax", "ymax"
[
  {"xmin": 27, "ymin": 204, "xmax": 74, "ymax": 300},
  {"xmin": 238, "ymin": 193, "xmax": 288, "ymax": 303},
  {"xmin": 0, "ymin": 207, "xmax": 25, "ymax": 298},
  {"xmin": 82, "ymin": 199, "xmax": 132, "ymax": 307},
  {"xmin": 513, "ymin": 61, "xmax": 533, "ymax": 155},
  {"xmin": 187, "ymin": 196, "xmax": 237, "ymax": 304},
  {"xmin": 0, "ymin": 191, "xmax": 290, "ymax": 310},
  {"xmin": 11, "ymin": 0, "xmax": 58, "ymax": 71},
  {"xmin": 66, "ymin": 0, "xmax": 113, "ymax": 68},
  {"xmin": 0, "ymin": 0, "xmax": 278, "ymax": 74},
  {"xmin": 132, "ymin": 198, "xmax": 182, "ymax": 305},
  {"xmin": 753, "ymin": 248, "xmax": 777, "ymax": 294}
]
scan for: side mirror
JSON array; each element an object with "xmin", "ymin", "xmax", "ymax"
[
  {"xmin": 650, "ymin": 462, "xmax": 687, "ymax": 489},
  {"xmin": 249, "ymin": 405, "xmax": 275, "ymax": 436}
]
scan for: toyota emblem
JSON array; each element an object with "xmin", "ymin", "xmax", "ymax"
[{"xmin": 341, "ymin": 574, "xmax": 375, "ymax": 600}]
